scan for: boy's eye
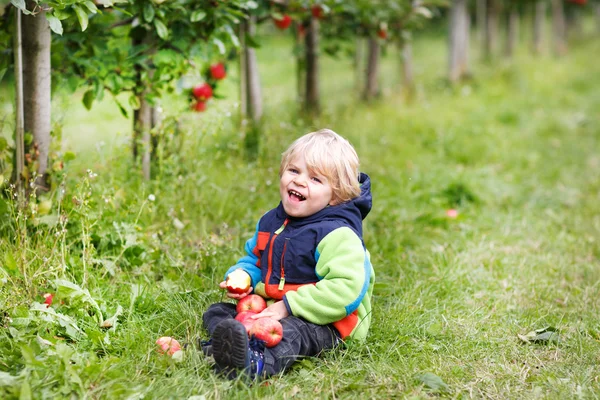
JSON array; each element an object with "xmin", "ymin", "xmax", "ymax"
[
  {"xmin": 311, "ymin": 177, "xmax": 322, "ymax": 183},
  {"xmin": 289, "ymin": 168, "xmax": 298, "ymax": 174}
]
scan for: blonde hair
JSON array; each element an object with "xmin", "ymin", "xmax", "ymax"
[{"xmin": 280, "ymin": 129, "xmax": 361, "ymax": 204}]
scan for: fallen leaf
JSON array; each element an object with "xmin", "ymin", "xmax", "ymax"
[{"xmin": 518, "ymin": 326, "xmax": 559, "ymax": 344}]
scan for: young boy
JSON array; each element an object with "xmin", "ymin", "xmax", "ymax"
[{"xmin": 202, "ymin": 129, "xmax": 374, "ymax": 379}]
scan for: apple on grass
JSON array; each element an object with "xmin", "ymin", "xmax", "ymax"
[
  {"xmin": 156, "ymin": 336, "xmax": 181, "ymax": 356},
  {"xmin": 249, "ymin": 318, "xmax": 283, "ymax": 348},
  {"xmin": 236, "ymin": 294, "xmax": 267, "ymax": 314},
  {"xmin": 226, "ymin": 268, "xmax": 252, "ymax": 294}
]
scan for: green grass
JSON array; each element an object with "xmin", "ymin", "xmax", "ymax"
[{"xmin": 1, "ymin": 25, "xmax": 600, "ymax": 399}]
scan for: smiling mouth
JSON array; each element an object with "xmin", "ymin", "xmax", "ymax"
[{"xmin": 288, "ymin": 190, "xmax": 306, "ymax": 201}]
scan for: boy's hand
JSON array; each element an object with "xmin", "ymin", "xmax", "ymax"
[
  {"xmin": 251, "ymin": 301, "xmax": 289, "ymax": 321},
  {"xmin": 219, "ymin": 281, "xmax": 252, "ymax": 299}
]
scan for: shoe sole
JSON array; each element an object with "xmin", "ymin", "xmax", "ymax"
[{"xmin": 212, "ymin": 320, "xmax": 248, "ymax": 374}]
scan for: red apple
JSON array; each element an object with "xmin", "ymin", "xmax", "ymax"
[
  {"xmin": 193, "ymin": 101, "xmax": 207, "ymax": 112},
  {"xmin": 226, "ymin": 268, "xmax": 252, "ymax": 294},
  {"xmin": 311, "ymin": 5, "xmax": 323, "ymax": 19},
  {"xmin": 156, "ymin": 336, "xmax": 181, "ymax": 356},
  {"xmin": 273, "ymin": 14, "xmax": 292, "ymax": 30},
  {"xmin": 249, "ymin": 318, "xmax": 283, "ymax": 348},
  {"xmin": 43, "ymin": 293, "xmax": 53, "ymax": 307},
  {"xmin": 209, "ymin": 63, "xmax": 226, "ymax": 80},
  {"xmin": 377, "ymin": 29, "xmax": 387, "ymax": 40},
  {"xmin": 236, "ymin": 294, "xmax": 267, "ymax": 314},
  {"xmin": 235, "ymin": 311, "xmax": 257, "ymax": 332},
  {"xmin": 446, "ymin": 209, "xmax": 458, "ymax": 218},
  {"xmin": 192, "ymin": 83, "xmax": 213, "ymax": 101}
]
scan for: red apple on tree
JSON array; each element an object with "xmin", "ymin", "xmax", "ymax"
[
  {"xmin": 377, "ymin": 29, "xmax": 387, "ymax": 40},
  {"xmin": 236, "ymin": 294, "xmax": 267, "ymax": 314},
  {"xmin": 192, "ymin": 83, "xmax": 213, "ymax": 101},
  {"xmin": 249, "ymin": 317, "xmax": 283, "ymax": 348},
  {"xmin": 273, "ymin": 14, "xmax": 292, "ymax": 30},
  {"xmin": 193, "ymin": 101, "xmax": 207, "ymax": 112},
  {"xmin": 311, "ymin": 5, "xmax": 323, "ymax": 19},
  {"xmin": 209, "ymin": 63, "xmax": 226, "ymax": 80},
  {"xmin": 226, "ymin": 268, "xmax": 252, "ymax": 294}
]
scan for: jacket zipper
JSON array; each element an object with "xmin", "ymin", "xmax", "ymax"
[
  {"xmin": 279, "ymin": 241, "xmax": 287, "ymax": 290},
  {"xmin": 266, "ymin": 219, "xmax": 288, "ymax": 294}
]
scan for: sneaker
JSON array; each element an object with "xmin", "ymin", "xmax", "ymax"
[
  {"xmin": 212, "ymin": 319, "xmax": 265, "ymax": 380},
  {"xmin": 196, "ymin": 338, "xmax": 213, "ymax": 357}
]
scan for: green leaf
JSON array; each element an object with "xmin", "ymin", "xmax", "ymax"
[
  {"xmin": 82, "ymin": 89, "xmax": 94, "ymax": 110},
  {"xmin": 154, "ymin": 19, "xmax": 168, "ymax": 40},
  {"xmin": 10, "ymin": 0, "xmax": 26, "ymax": 12},
  {"xmin": 415, "ymin": 372, "xmax": 449, "ymax": 393},
  {"xmin": 212, "ymin": 38, "xmax": 225, "ymax": 55},
  {"xmin": 0, "ymin": 68, "xmax": 7, "ymax": 84},
  {"xmin": 19, "ymin": 375, "xmax": 32, "ymax": 400},
  {"xmin": 244, "ymin": 0, "xmax": 258, "ymax": 9},
  {"xmin": 190, "ymin": 10, "xmax": 206, "ymax": 22},
  {"xmin": 63, "ymin": 151, "xmax": 76, "ymax": 162},
  {"xmin": 83, "ymin": 0, "xmax": 98, "ymax": 14},
  {"xmin": 3, "ymin": 252, "xmax": 18, "ymax": 277},
  {"xmin": 0, "ymin": 371, "xmax": 18, "ymax": 387},
  {"xmin": 223, "ymin": 24, "xmax": 240, "ymax": 48},
  {"xmin": 45, "ymin": 14, "xmax": 63, "ymax": 35},
  {"xmin": 143, "ymin": 2, "xmax": 155, "ymax": 23},
  {"xmin": 129, "ymin": 94, "xmax": 141, "ymax": 110},
  {"xmin": 245, "ymin": 34, "xmax": 261, "ymax": 49},
  {"xmin": 73, "ymin": 5, "xmax": 89, "ymax": 31}
]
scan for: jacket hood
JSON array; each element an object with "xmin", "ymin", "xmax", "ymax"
[{"xmin": 276, "ymin": 172, "xmax": 372, "ymax": 236}]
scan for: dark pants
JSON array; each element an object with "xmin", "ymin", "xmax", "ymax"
[{"xmin": 203, "ymin": 302, "xmax": 341, "ymax": 376}]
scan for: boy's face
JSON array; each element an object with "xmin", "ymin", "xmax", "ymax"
[{"xmin": 280, "ymin": 155, "xmax": 334, "ymax": 218}]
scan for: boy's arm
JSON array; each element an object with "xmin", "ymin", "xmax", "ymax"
[
  {"xmin": 283, "ymin": 227, "xmax": 371, "ymax": 324},
  {"xmin": 223, "ymin": 221, "xmax": 262, "ymax": 289}
]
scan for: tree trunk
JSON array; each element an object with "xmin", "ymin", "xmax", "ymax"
[
  {"xmin": 294, "ymin": 21, "xmax": 306, "ymax": 104},
  {"xmin": 363, "ymin": 37, "xmax": 380, "ymax": 101},
  {"xmin": 505, "ymin": 7, "xmax": 519, "ymax": 58},
  {"xmin": 13, "ymin": 8, "xmax": 25, "ymax": 193},
  {"xmin": 354, "ymin": 36, "xmax": 364, "ymax": 92},
  {"xmin": 596, "ymin": 4, "xmax": 600, "ymax": 34},
  {"xmin": 150, "ymin": 104, "xmax": 161, "ymax": 158},
  {"xmin": 244, "ymin": 16, "xmax": 262, "ymax": 123},
  {"xmin": 448, "ymin": 0, "xmax": 470, "ymax": 83},
  {"xmin": 476, "ymin": 0, "xmax": 487, "ymax": 50},
  {"xmin": 22, "ymin": 2, "xmax": 51, "ymax": 191},
  {"xmin": 551, "ymin": 0, "xmax": 567, "ymax": 56},
  {"xmin": 137, "ymin": 90, "xmax": 152, "ymax": 181},
  {"xmin": 400, "ymin": 37, "xmax": 414, "ymax": 95},
  {"xmin": 304, "ymin": 16, "xmax": 320, "ymax": 115},
  {"xmin": 533, "ymin": 0, "xmax": 546, "ymax": 55},
  {"xmin": 484, "ymin": 0, "xmax": 500, "ymax": 60}
]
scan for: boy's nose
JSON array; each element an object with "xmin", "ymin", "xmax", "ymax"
[{"xmin": 293, "ymin": 175, "xmax": 307, "ymax": 187}]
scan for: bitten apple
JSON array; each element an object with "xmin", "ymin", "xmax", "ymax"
[
  {"xmin": 156, "ymin": 336, "xmax": 181, "ymax": 356},
  {"xmin": 226, "ymin": 269, "xmax": 252, "ymax": 294},
  {"xmin": 235, "ymin": 294, "xmax": 267, "ymax": 314},
  {"xmin": 235, "ymin": 311, "xmax": 257, "ymax": 332},
  {"xmin": 249, "ymin": 318, "xmax": 283, "ymax": 348}
]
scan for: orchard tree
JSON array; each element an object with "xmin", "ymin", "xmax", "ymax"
[
  {"xmin": 9, "ymin": 0, "xmax": 251, "ymax": 181},
  {"xmin": 448, "ymin": 0, "xmax": 470, "ymax": 82},
  {"xmin": 5, "ymin": 0, "xmax": 95, "ymax": 192}
]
